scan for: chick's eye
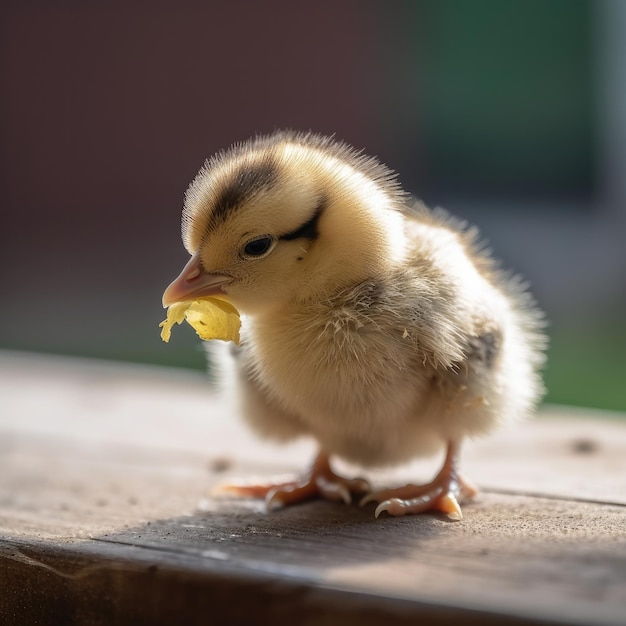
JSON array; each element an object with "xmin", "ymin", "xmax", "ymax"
[{"xmin": 243, "ymin": 236, "xmax": 274, "ymax": 258}]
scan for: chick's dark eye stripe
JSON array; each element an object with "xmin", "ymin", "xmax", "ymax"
[{"xmin": 279, "ymin": 194, "xmax": 327, "ymax": 241}]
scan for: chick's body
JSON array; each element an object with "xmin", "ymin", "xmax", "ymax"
[
  {"xmin": 240, "ymin": 221, "xmax": 538, "ymax": 468},
  {"xmin": 163, "ymin": 131, "xmax": 546, "ymax": 519}
]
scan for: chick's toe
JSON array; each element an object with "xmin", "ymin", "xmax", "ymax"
[
  {"xmin": 220, "ymin": 452, "xmax": 371, "ymax": 511},
  {"xmin": 361, "ymin": 442, "xmax": 477, "ymax": 521}
]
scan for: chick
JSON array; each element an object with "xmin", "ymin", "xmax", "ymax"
[{"xmin": 162, "ymin": 131, "xmax": 546, "ymax": 520}]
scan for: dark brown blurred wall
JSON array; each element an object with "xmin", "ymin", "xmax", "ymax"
[{"xmin": 0, "ymin": 1, "xmax": 395, "ymax": 366}]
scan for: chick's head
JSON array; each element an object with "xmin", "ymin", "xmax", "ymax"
[{"xmin": 163, "ymin": 132, "xmax": 407, "ymax": 316}]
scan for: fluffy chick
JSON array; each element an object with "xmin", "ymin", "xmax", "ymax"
[{"xmin": 163, "ymin": 131, "xmax": 546, "ymax": 520}]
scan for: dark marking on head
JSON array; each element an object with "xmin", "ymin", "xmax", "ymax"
[
  {"xmin": 279, "ymin": 194, "xmax": 327, "ymax": 242},
  {"xmin": 213, "ymin": 158, "xmax": 279, "ymax": 221}
]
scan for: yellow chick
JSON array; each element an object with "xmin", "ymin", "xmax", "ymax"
[{"xmin": 162, "ymin": 131, "xmax": 546, "ymax": 520}]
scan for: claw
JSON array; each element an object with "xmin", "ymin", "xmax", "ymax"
[
  {"xmin": 316, "ymin": 478, "xmax": 352, "ymax": 505},
  {"xmin": 359, "ymin": 493, "xmax": 376, "ymax": 507},
  {"xmin": 438, "ymin": 492, "xmax": 463, "ymax": 520},
  {"xmin": 266, "ymin": 488, "xmax": 287, "ymax": 511},
  {"xmin": 374, "ymin": 498, "xmax": 396, "ymax": 519}
]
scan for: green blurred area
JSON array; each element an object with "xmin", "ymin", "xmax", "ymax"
[
  {"xmin": 418, "ymin": 0, "xmax": 594, "ymax": 198},
  {"xmin": 544, "ymin": 320, "xmax": 626, "ymax": 414}
]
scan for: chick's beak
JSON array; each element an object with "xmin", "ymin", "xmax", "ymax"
[{"xmin": 162, "ymin": 251, "xmax": 231, "ymax": 307}]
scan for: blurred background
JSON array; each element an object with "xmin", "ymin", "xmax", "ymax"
[{"xmin": 1, "ymin": 0, "xmax": 624, "ymax": 411}]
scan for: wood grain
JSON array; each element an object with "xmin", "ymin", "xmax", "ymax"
[{"xmin": 1, "ymin": 351, "xmax": 625, "ymax": 625}]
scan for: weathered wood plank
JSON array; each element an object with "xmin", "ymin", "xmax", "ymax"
[
  {"xmin": 1, "ymin": 351, "xmax": 625, "ymax": 625},
  {"xmin": 2, "ymin": 491, "xmax": 625, "ymax": 625},
  {"xmin": 1, "ymin": 537, "xmax": 569, "ymax": 626}
]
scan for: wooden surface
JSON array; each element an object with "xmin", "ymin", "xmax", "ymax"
[{"xmin": 1, "ymin": 350, "xmax": 625, "ymax": 625}]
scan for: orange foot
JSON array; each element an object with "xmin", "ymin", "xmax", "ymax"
[
  {"xmin": 220, "ymin": 452, "xmax": 371, "ymax": 511},
  {"xmin": 360, "ymin": 441, "xmax": 477, "ymax": 521}
]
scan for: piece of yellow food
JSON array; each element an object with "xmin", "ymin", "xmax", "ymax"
[{"xmin": 160, "ymin": 298, "xmax": 241, "ymax": 344}]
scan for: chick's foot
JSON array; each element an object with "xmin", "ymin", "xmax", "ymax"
[
  {"xmin": 360, "ymin": 442, "xmax": 477, "ymax": 521},
  {"xmin": 220, "ymin": 452, "xmax": 371, "ymax": 511}
]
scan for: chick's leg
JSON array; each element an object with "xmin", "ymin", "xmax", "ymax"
[
  {"xmin": 221, "ymin": 452, "xmax": 371, "ymax": 511},
  {"xmin": 361, "ymin": 441, "xmax": 477, "ymax": 521}
]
